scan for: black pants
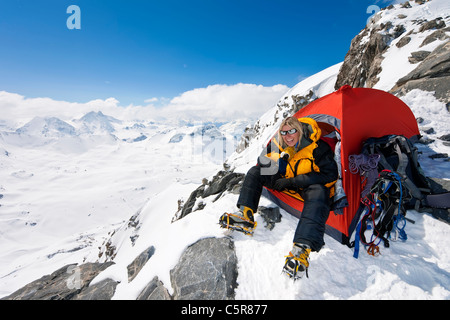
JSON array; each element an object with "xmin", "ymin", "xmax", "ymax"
[{"xmin": 237, "ymin": 165, "xmax": 331, "ymax": 252}]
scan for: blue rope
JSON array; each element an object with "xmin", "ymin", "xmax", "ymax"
[
  {"xmin": 386, "ymin": 171, "xmax": 408, "ymax": 241},
  {"xmin": 394, "ymin": 214, "xmax": 408, "ymax": 241}
]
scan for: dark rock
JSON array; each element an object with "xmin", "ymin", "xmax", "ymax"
[
  {"xmin": 418, "ymin": 18, "xmax": 446, "ymax": 33},
  {"xmin": 439, "ymin": 134, "xmax": 450, "ymax": 141},
  {"xmin": 401, "ymin": 2, "xmax": 412, "ymax": 9},
  {"xmin": 393, "ymin": 24, "xmax": 406, "ymax": 39},
  {"xmin": 420, "ymin": 29, "xmax": 449, "ymax": 47},
  {"xmin": 429, "ymin": 153, "xmax": 448, "ymax": 159},
  {"xmin": 2, "ymin": 262, "xmax": 115, "ymax": 300},
  {"xmin": 202, "ymin": 171, "xmax": 245, "ymax": 198},
  {"xmin": 170, "ymin": 237, "xmax": 238, "ymax": 300},
  {"xmin": 418, "ymin": 137, "xmax": 435, "ymax": 145},
  {"xmin": 174, "ymin": 170, "xmax": 245, "ymax": 221},
  {"xmin": 391, "ymin": 41, "xmax": 450, "ymax": 102},
  {"xmin": 178, "ymin": 184, "xmax": 206, "ymax": 219},
  {"xmin": 292, "ymin": 90, "xmax": 315, "ymax": 113},
  {"xmin": 396, "ymin": 35, "xmax": 412, "ymax": 48},
  {"xmin": 421, "ymin": 127, "xmax": 435, "ymax": 134},
  {"xmin": 408, "ymin": 50, "xmax": 431, "ymax": 64},
  {"xmin": 258, "ymin": 206, "xmax": 282, "ymax": 231},
  {"xmin": 236, "ymin": 127, "xmax": 256, "ymax": 153},
  {"xmin": 72, "ymin": 278, "xmax": 118, "ymax": 300},
  {"xmin": 127, "ymin": 246, "xmax": 155, "ymax": 282},
  {"xmin": 335, "ymin": 28, "xmax": 391, "ymax": 89},
  {"xmin": 137, "ymin": 276, "xmax": 171, "ymax": 300}
]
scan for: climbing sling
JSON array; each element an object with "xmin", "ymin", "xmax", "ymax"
[
  {"xmin": 361, "ymin": 135, "xmax": 430, "ymax": 209},
  {"xmin": 352, "ymin": 134, "xmax": 450, "ymax": 258},
  {"xmin": 354, "ymin": 170, "xmax": 409, "ymax": 258}
]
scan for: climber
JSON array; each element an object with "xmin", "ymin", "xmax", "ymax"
[{"xmin": 219, "ymin": 116, "xmax": 338, "ymax": 279}]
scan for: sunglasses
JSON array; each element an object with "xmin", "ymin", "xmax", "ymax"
[{"xmin": 280, "ymin": 128, "xmax": 298, "ymax": 136}]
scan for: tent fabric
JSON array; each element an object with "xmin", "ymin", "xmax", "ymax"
[{"xmin": 264, "ymin": 85, "xmax": 420, "ymax": 246}]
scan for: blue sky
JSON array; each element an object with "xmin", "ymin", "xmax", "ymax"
[{"xmin": 0, "ymin": 0, "xmax": 397, "ymax": 106}]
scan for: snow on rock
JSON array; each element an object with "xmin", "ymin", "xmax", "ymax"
[
  {"xmin": 374, "ymin": 0, "xmax": 450, "ymax": 91},
  {"xmin": 16, "ymin": 117, "xmax": 77, "ymax": 137},
  {"xmin": 75, "ymin": 111, "xmax": 121, "ymax": 135},
  {"xmin": 336, "ymin": 0, "xmax": 450, "ymax": 101}
]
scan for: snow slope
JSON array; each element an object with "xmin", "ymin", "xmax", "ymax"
[
  {"xmin": 1, "ymin": 0, "xmax": 449, "ymax": 300},
  {"xmin": 373, "ymin": 0, "xmax": 450, "ymax": 91}
]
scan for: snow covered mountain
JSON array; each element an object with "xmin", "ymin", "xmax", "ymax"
[
  {"xmin": 16, "ymin": 117, "xmax": 77, "ymax": 137},
  {"xmin": 75, "ymin": 111, "xmax": 121, "ymax": 135},
  {"xmin": 1, "ymin": 0, "xmax": 449, "ymax": 300}
]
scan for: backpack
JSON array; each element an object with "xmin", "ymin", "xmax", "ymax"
[
  {"xmin": 361, "ymin": 134, "xmax": 431, "ymax": 210},
  {"xmin": 351, "ymin": 134, "xmax": 449, "ymax": 258}
]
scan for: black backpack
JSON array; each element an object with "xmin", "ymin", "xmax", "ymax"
[
  {"xmin": 352, "ymin": 134, "xmax": 449, "ymax": 258},
  {"xmin": 361, "ymin": 134, "xmax": 430, "ymax": 210}
]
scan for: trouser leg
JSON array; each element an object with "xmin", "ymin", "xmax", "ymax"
[
  {"xmin": 293, "ymin": 184, "xmax": 331, "ymax": 252},
  {"xmin": 237, "ymin": 165, "xmax": 278, "ymax": 212}
]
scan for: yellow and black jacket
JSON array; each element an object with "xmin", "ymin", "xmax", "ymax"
[{"xmin": 258, "ymin": 117, "xmax": 338, "ymax": 201}]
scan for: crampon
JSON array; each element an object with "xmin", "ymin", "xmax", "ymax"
[
  {"xmin": 282, "ymin": 245, "xmax": 310, "ymax": 281},
  {"xmin": 219, "ymin": 212, "xmax": 257, "ymax": 236},
  {"xmin": 282, "ymin": 258, "xmax": 307, "ymax": 281}
]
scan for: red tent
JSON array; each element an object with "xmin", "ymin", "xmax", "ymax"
[{"xmin": 264, "ymin": 85, "xmax": 420, "ymax": 245}]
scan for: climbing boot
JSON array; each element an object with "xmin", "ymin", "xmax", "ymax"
[
  {"xmin": 219, "ymin": 206, "xmax": 257, "ymax": 236},
  {"xmin": 282, "ymin": 243, "xmax": 311, "ymax": 280}
]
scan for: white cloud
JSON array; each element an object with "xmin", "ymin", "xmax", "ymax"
[
  {"xmin": 158, "ymin": 83, "xmax": 289, "ymax": 123},
  {"xmin": 0, "ymin": 83, "xmax": 289, "ymax": 128},
  {"xmin": 144, "ymin": 97, "xmax": 158, "ymax": 103},
  {"xmin": 0, "ymin": 91, "xmax": 121, "ymax": 127}
]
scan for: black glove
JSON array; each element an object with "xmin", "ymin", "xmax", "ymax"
[{"xmin": 273, "ymin": 178, "xmax": 294, "ymax": 191}]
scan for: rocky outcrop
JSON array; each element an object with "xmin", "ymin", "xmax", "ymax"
[
  {"xmin": 408, "ymin": 50, "xmax": 431, "ymax": 64},
  {"xmin": 335, "ymin": 20, "xmax": 398, "ymax": 89},
  {"xmin": 235, "ymin": 126, "xmax": 257, "ymax": 153},
  {"xmin": 391, "ymin": 40, "xmax": 450, "ymax": 102},
  {"xmin": 335, "ymin": 1, "xmax": 450, "ymax": 100},
  {"xmin": 2, "ymin": 262, "xmax": 116, "ymax": 300},
  {"xmin": 173, "ymin": 169, "xmax": 245, "ymax": 221},
  {"xmin": 136, "ymin": 276, "xmax": 171, "ymax": 300},
  {"xmin": 170, "ymin": 237, "xmax": 238, "ymax": 300},
  {"xmin": 127, "ymin": 246, "xmax": 155, "ymax": 282},
  {"xmin": 2, "ymin": 237, "xmax": 238, "ymax": 300}
]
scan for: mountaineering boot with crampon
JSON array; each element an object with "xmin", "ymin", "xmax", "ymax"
[
  {"xmin": 283, "ymin": 243, "xmax": 311, "ymax": 280},
  {"xmin": 219, "ymin": 206, "xmax": 257, "ymax": 236}
]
